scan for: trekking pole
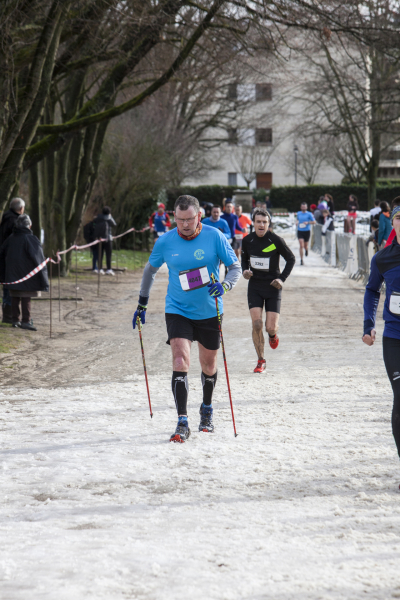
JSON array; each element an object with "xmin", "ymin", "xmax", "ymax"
[
  {"xmin": 211, "ymin": 274, "xmax": 237, "ymax": 437},
  {"xmin": 136, "ymin": 316, "xmax": 153, "ymax": 418}
]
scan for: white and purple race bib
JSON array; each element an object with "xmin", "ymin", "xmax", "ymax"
[{"xmin": 179, "ymin": 266, "xmax": 210, "ymax": 291}]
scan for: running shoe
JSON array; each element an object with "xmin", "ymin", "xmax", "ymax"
[
  {"xmin": 105, "ymin": 269, "xmax": 115, "ymax": 276},
  {"xmin": 254, "ymin": 359, "xmax": 266, "ymax": 373},
  {"xmin": 199, "ymin": 404, "xmax": 214, "ymax": 433},
  {"xmin": 99, "ymin": 269, "xmax": 105, "ymax": 275},
  {"xmin": 305, "ymin": 249, "xmax": 308, "ymax": 257},
  {"xmin": 170, "ymin": 417, "xmax": 191, "ymax": 443},
  {"xmin": 300, "ymin": 259, "xmax": 304, "ymax": 265},
  {"xmin": 12, "ymin": 321, "xmax": 21, "ymax": 328},
  {"xmin": 93, "ymin": 268, "xmax": 98, "ymax": 273},
  {"xmin": 269, "ymin": 334, "xmax": 279, "ymax": 350}
]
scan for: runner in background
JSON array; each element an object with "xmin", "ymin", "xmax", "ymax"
[
  {"xmin": 242, "ymin": 208, "xmax": 295, "ymax": 373},
  {"xmin": 296, "ymin": 202, "xmax": 315, "ymax": 265},
  {"xmin": 149, "ymin": 204, "xmax": 171, "ymax": 240},
  {"xmin": 233, "ymin": 205, "xmax": 252, "ymax": 259},
  {"xmin": 202, "ymin": 206, "xmax": 231, "ymax": 240},
  {"xmin": 221, "ymin": 201, "xmax": 244, "ymax": 248},
  {"xmin": 363, "ymin": 206, "xmax": 400, "ymax": 471}
]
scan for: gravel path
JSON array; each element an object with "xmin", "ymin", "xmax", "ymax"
[{"xmin": 1, "ymin": 237, "xmax": 399, "ymax": 600}]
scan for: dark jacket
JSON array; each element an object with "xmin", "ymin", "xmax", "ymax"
[
  {"xmin": 378, "ymin": 212, "xmax": 392, "ymax": 246},
  {"xmin": 92, "ymin": 214, "xmax": 116, "ymax": 241},
  {"xmin": 0, "ymin": 209, "xmax": 20, "ymax": 246},
  {"xmin": 0, "ymin": 227, "xmax": 49, "ymax": 292},
  {"xmin": 318, "ymin": 213, "xmax": 335, "ymax": 232}
]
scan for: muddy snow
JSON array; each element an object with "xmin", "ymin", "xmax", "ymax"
[{"xmin": 1, "ymin": 235, "xmax": 400, "ymax": 600}]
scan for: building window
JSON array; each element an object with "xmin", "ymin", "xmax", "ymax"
[
  {"xmin": 255, "ymin": 83, "xmax": 272, "ymax": 101},
  {"xmin": 227, "ymin": 128, "xmax": 238, "ymax": 145},
  {"xmin": 227, "ymin": 83, "xmax": 237, "ymax": 100},
  {"xmin": 228, "ymin": 173, "xmax": 237, "ymax": 186},
  {"xmin": 255, "ymin": 128, "xmax": 272, "ymax": 145}
]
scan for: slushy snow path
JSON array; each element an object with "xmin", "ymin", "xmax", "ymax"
[{"xmin": 1, "ymin": 237, "xmax": 400, "ymax": 599}]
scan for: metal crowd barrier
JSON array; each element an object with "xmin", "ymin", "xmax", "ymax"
[{"xmin": 312, "ymin": 224, "xmax": 375, "ymax": 284}]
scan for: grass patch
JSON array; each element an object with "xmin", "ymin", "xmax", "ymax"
[
  {"xmin": 0, "ymin": 325, "xmax": 20, "ymax": 354},
  {"xmin": 70, "ymin": 249, "xmax": 152, "ymax": 271}
]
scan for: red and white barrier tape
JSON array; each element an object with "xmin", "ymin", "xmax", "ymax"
[{"xmin": 1, "ymin": 225, "xmax": 151, "ymax": 285}]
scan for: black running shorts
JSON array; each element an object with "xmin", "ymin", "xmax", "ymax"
[
  {"xmin": 232, "ymin": 238, "xmax": 242, "ymax": 251},
  {"xmin": 247, "ymin": 279, "xmax": 282, "ymax": 313},
  {"xmin": 297, "ymin": 230, "xmax": 311, "ymax": 242},
  {"xmin": 165, "ymin": 313, "xmax": 221, "ymax": 350}
]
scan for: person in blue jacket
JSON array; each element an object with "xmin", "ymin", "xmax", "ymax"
[
  {"xmin": 363, "ymin": 205, "xmax": 400, "ymax": 462},
  {"xmin": 202, "ymin": 206, "xmax": 231, "ymax": 240},
  {"xmin": 221, "ymin": 201, "xmax": 244, "ymax": 244},
  {"xmin": 378, "ymin": 201, "xmax": 392, "ymax": 248}
]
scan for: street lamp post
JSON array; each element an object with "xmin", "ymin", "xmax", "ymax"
[{"xmin": 294, "ymin": 145, "xmax": 298, "ymax": 186}]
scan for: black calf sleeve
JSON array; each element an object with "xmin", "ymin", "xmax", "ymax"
[
  {"xmin": 383, "ymin": 336, "xmax": 400, "ymax": 458},
  {"xmin": 201, "ymin": 371, "xmax": 217, "ymax": 406},
  {"xmin": 171, "ymin": 371, "xmax": 188, "ymax": 416}
]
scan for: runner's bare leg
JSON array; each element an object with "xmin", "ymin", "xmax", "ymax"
[
  {"xmin": 265, "ymin": 311, "xmax": 279, "ymax": 337},
  {"xmin": 299, "ymin": 238, "xmax": 305, "ymax": 260},
  {"xmin": 250, "ymin": 307, "xmax": 265, "ymax": 359}
]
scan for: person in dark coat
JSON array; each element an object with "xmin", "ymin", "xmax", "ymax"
[
  {"xmin": 92, "ymin": 206, "xmax": 117, "ymax": 275},
  {"xmin": 318, "ymin": 209, "xmax": 335, "ymax": 234},
  {"xmin": 0, "ymin": 197, "xmax": 25, "ymax": 323},
  {"xmin": 0, "ymin": 214, "xmax": 49, "ymax": 331}
]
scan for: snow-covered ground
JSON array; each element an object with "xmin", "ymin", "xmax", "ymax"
[{"xmin": 1, "ymin": 238, "xmax": 400, "ymax": 599}]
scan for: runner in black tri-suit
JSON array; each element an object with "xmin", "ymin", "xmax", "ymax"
[{"xmin": 242, "ymin": 208, "xmax": 295, "ymax": 373}]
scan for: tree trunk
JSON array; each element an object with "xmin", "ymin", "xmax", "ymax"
[{"xmin": 29, "ymin": 163, "xmax": 41, "ymax": 240}]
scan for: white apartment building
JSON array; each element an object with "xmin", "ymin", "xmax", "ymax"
[
  {"xmin": 184, "ymin": 61, "xmax": 344, "ymax": 189},
  {"xmin": 185, "ymin": 43, "xmax": 400, "ymax": 189}
]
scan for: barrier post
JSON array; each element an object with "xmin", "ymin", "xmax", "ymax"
[
  {"xmin": 133, "ymin": 230, "xmax": 136, "ymax": 269},
  {"xmin": 97, "ymin": 240, "xmax": 102, "ymax": 297},
  {"xmin": 58, "ymin": 259, "xmax": 61, "ymax": 321},
  {"xmin": 49, "ymin": 259, "xmax": 52, "ymax": 339},
  {"xmin": 116, "ymin": 237, "xmax": 119, "ymax": 283},
  {"xmin": 75, "ymin": 247, "xmax": 78, "ymax": 309}
]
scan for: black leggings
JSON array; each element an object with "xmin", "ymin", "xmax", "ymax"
[{"xmin": 383, "ymin": 336, "xmax": 400, "ymax": 458}]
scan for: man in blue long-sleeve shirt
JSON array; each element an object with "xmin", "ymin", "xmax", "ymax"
[{"xmin": 221, "ymin": 201, "xmax": 244, "ymax": 245}]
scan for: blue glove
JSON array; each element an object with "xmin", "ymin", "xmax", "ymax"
[
  {"xmin": 208, "ymin": 281, "xmax": 226, "ymax": 298},
  {"xmin": 133, "ymin": 304, "xmax": 147, "ymax": 329}
]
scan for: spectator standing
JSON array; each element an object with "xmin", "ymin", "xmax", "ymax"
[
  {"xmin": 318, "ymin": 209, "xmax": 334, "ymax": 234},
  {"xmin": 378, "ymin": 201, "xmax": 392, "ymax": 248},
  {"xmin": 233, "ymin": 204, "xmax": 252, "ymax": 259},
  {"xmin": 0, "ymin": 215, "xmax": 49, "ymax": 331},
  {"xmin": 384, "ymin": 197, "xmax": 400, "ymax": 247},
  {"xmin": 366, "ymin": 219, "xmax": 380, "ymax": 253},
  {"xmin": 221, "ymin": 201, "xmax": 244, "ymax": 246},
  {"xmin": 149, "ymin": 204, "xmax": 171, "ymax": 240},
  {"xmin": 324, "ymin": 194, "xmax": 335, "ymax": 216},
  {"xmin": 202, "ymin": 206, "xmax": 231, "ymax": 239},
  {"xmin": 344, "ymin": 194, "xmax": 359, "ymax": 234},
  {"xmin": 369, "ymin": 199, "xmax": 381, "ymax": 230},
  {"xmin": 0, "ymin": 197, "xmax": 25, "ymax": 323},
  {"xmin": 92, "ymin": 207, "xmax": 117, "ymax": 275}
]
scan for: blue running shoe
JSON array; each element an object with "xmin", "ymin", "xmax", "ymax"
[
  {"xmin": 170, "ymin": 417, "xmax": 191, "ymax": 443},
  {"xmin": 199, "ymin": 404, "xmax": 214, "ymax": 433}
]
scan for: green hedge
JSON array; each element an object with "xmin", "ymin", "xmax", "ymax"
[
  {"xmin": 269, "ymin": 184, "xmax": 400, "ymax": 212},
  {"xmin": 166, "ymin": 185, "xmax": 247, "ymax": 209}
]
